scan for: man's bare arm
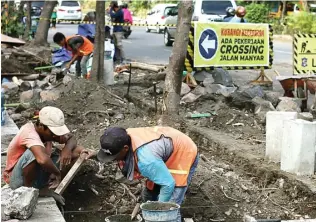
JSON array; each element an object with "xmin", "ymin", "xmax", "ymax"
[{"xmin": 30, "ymin": 145, "xmax": 60, "ymax": 176}]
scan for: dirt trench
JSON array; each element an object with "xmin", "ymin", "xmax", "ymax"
[{"xmin": 10, "ymin": 77, "xmax": 316, "ymax": 221}]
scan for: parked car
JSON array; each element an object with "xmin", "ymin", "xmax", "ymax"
[
  {"xmin": 163, "ymin": 0, "xmax": 237, "ymax": 46},
  {"xmin": 145, "ymin": 4, "xmax": 177, "ymax": 33},
  {"xmin": 57, "ymin": 0, "xmax": 82, "ymax": 23}
]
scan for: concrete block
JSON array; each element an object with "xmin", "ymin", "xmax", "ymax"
[
  {"xmin": 281, "ymin": 119, "xmax": 316, "ymax": 175},
  {"xmin": 266, "ymin": 111, "xmax": 298, "ymax": 162},
  {"xmin": 3, "ymin": 186, "xmax": 39, "ymax": 220}
]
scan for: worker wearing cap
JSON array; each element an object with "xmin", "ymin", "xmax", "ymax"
[
  {"xmin": 230, "ymin": 6, "xmax": 247, "ymax": 23},
  {"xmin": 53, "ymin": 32, "xmax": 94, "ymax": 78},
  {"xmin": 3, "ymin": 106, "xmax": 93, "ymax": 205},
  {"xmin": 90, "ymin": 126, "xmax": 199, "ymax": 222}
]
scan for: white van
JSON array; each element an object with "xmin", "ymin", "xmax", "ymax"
[
  {"xmin": 192, "ymin": 0, "xmax": 237, "ymax": 22},
  {"xmin": 163, "ymin": 0, "xmax": 237, "ymax": 46},
  {"xmin": 145, "ymin": 4, "xmax": 177, "ymax": 33}
]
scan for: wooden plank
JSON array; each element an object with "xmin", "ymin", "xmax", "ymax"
[
  {"xmin": 2, "ymin": 73, "xmax": 37, "ymax": 76},
  {"xmin": 1, "ymin": 34, "xmax": 25, "ymax": 44},
  {"xmin": 54, "ymin": 153, "xmax": 87, "ymax": 195}
]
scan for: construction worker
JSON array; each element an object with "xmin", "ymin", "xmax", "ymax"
[
  {"xmin": 87, "ymin": 126, "xmax": 199, "ymax": 222},
  {"xmin": 107, "ymin": 1, "xmax": 125, "ymax": 64},
  {"xmin": 53, "ymin": 32, "xmax": 94, "ymax": 78},
  {"xmin": 3, "ymin": 106, "xmax": 93, "ymax": 205}
]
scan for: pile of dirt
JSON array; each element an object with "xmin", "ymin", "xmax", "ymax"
[
  {"xmin": 1, "ymin": 45, "xmax": 51, "ymax": 74},
  {"xmin": 7, "ymin": 75, "xmax": 316, "ymax": 221}
]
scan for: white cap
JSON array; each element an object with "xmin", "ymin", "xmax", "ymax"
[{"xmin": 39, "ymin": 106, "xmax": 70, "ymax": 136}]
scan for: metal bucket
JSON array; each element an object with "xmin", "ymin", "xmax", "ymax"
[
  {"xmin": 140, "ymin": 202, "xmax": 180, "ymax": 222},
  {"xmin": 105, "ymin": 214, "xmax": 142, "ymax": 222}
]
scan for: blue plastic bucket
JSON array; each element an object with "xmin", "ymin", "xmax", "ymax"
[{"xmin": 140, "ymin": 202, "xmax": 180, "ymax": 222}]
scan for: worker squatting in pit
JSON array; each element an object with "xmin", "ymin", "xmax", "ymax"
[{"xmin": 3, "ymin": 106, "xmax": 199, "ymax": 222}]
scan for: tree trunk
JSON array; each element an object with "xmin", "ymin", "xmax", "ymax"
[
  {"xmin": 302, "ymin": 1, "xmax": 309, "ymax": 12},
  {"xmin": 281, "ymin": 1, "xmax": 287, "ymax": 22},
  {"xmin": 162, "ymin": 0, "xmax": 193, "ymax": 114},
  {"xmin": 91, "ymin": 0, "xmax": 105, "ymax": 82},
  {"xmin": 33, "ymin": 0, "xmax": 57, "ymax": 46},
  {"xmin": 23, "ymin": 1, "xmax": 31, "ymax": 40},
  {"xmin": 18, "ymin": 0, "xmax": 26, "ymax": 22}
]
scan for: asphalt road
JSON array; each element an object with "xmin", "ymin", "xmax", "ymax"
[{"xmin": 48, "ymin": 24, "xmax": 293, "ymax": 66}]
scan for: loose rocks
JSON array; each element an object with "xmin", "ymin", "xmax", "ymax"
[
  {"xmin": 211, "ymin": 68, "xmax": 233, "ymax": 87},
  {"xmin": 181, "ymin": 93, "xmax": 201, "ymax": 103},
  {"xmin": 206, "ymin": 84, "xmax": 236, "ymax": 97},
  {"xmin": 298, "ymin": 112, "xmax": 314, "ymax": 121},
  {"xmin": 10, "ymin": 114, "xmax": 22, "ymax": 121},
  {"xmin": 241, "ymin": 85, "xmax": 265, "ymax": 99},
  {"xmin": 191, "ymin": 85, "xmax": 206, "ymax": 96},
  {"xmin": 3, "ymin": 186, "xmax": 39, "ymax": 220},
  {"xmin": 20, "ymin": 82, "xmax": 32, "ymax": 92},
  {"xmin": 63, "ymin": 75, "xmax": 73, "ymax": 86},
  {"xmin": 40, "ymin": 90, "xmax": 60, "ymax": 102},
  {"xmin": 264, "ymin": 91, "xmax": 282, "ymax": 107},
  {"xmin": 35, "ymin": 79, "xmax": 49, "ymax": 89},
  {"xmin": 2, "ymin": 82, "xmax": 19, "ymax": 97},
  {"xmin": 193, "ymin": 71, "xmax": 213, "ymax": 82},
  {"xmin": 180, "ymin": 83, "xmax": 191, "ymax": 96},
  {"xmin": 20, "ymin": 90, "xmax": 34, "ymax": 103},
  {"xmin": 252, "ymin": 96, "xmax": 275, "ymax": 123},
  {"xmin": 276, "ymin": 97, "xmax": 301, "ymax": 112}
]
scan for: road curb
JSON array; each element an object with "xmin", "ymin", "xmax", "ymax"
[{"xmin": 273, "ymin": 35, "xmax": 293, "ymax": 42}]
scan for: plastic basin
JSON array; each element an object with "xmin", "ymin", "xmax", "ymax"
[
  {"xmin": 140, "ymin": 202, "xmax": 180, "ymax": 222},
  {"xmin": 105, "ymin": 214, "xmax": 142, "ymax": 222}
]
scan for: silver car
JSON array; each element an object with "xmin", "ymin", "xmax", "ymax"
[{"xmin": 163, "ymin": 7, "xmax": 178, "ymax": 46}]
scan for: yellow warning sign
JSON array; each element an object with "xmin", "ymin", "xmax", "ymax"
[
  {"xmin": 293, "ymin": 34, "xmax": 316, "ymax": 75},
  {"xmin": 193, "ymin": 23, "xmax": 270, "ymax": 68}
]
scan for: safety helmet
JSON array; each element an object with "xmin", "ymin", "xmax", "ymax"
[
  {"xmin": 235, "ymin": 6, "xmax": 246, "ymax": 17},
  {"xmin": 226, "ymin": 7, "xmax": 235, "ymax": 16}
]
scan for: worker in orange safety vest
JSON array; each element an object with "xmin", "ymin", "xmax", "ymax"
[
  {"xmin": 87, "ymin": 126, "xmax": 199, "ymax": 222},
  {"xmin": 53, "ymin": 32, "xmax": 94, "ymax": 78}
]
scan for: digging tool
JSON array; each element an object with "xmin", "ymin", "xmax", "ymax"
[
  {"xmin": 54, "ymin": 153, "xmax": 88, "ymax": 195},
  {"xmin": 131, "ymin": 202, "xmax": 140, "ymax": 220}
]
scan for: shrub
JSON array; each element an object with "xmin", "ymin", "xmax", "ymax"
[
  {"xmin": 245, "ymin": 3, "xmax": 270, "ymax": 23},
  {"xmin": 286, "ymin": 12, "xmax": 316, "ymax": 34},
  {"xmin": 1, "ymin": 6, "xmax": 24, "ymax": 37}
]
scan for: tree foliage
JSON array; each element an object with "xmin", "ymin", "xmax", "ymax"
[
  {"xmin": 130, "ymin": 0, "xmax": 178, "ymax": 16},
  {"xmin": 245, "ymin": 3, "xmax": 270, "ymax": 23},
  {"xmin": 1, "ymin": 3, "xmax": 24, "ymax": 37},
  {"xmin": 286, "ymin": 12, "xmax": 316, "ymax": 34}
]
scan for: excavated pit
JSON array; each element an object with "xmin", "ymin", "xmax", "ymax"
[{"xmin": 5, "ymin": 77, "xmax": 316, "ymax": 222}]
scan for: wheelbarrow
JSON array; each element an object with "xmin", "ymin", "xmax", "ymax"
[{"xmin": 276, "ymin": 75, "xmax": 316, "ymax": 111}]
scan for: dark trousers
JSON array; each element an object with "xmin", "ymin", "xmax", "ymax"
[{"xmin": 51, "ymin": 18, "xmax": 56, "ymax": 28}]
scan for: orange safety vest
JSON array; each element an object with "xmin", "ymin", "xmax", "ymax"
[
  {"xmin": 126, "ymin": 126, "xmax": 198, "ymax": 189},
  {"xmin": 65, "ymin": 35, "xmax": 94, "ymax": 56}
]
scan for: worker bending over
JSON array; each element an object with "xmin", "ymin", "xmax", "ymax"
[
  {"xmin": 88, "ymin": 126, "xmax": 199, "ymax": 222},
  {"xmin": 53, "ymin": 32, "xmax": 94, "ymax": 78},
  {"xmin": 3, "ymin": 106, "xmax": 93, "ymax": 205}
]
